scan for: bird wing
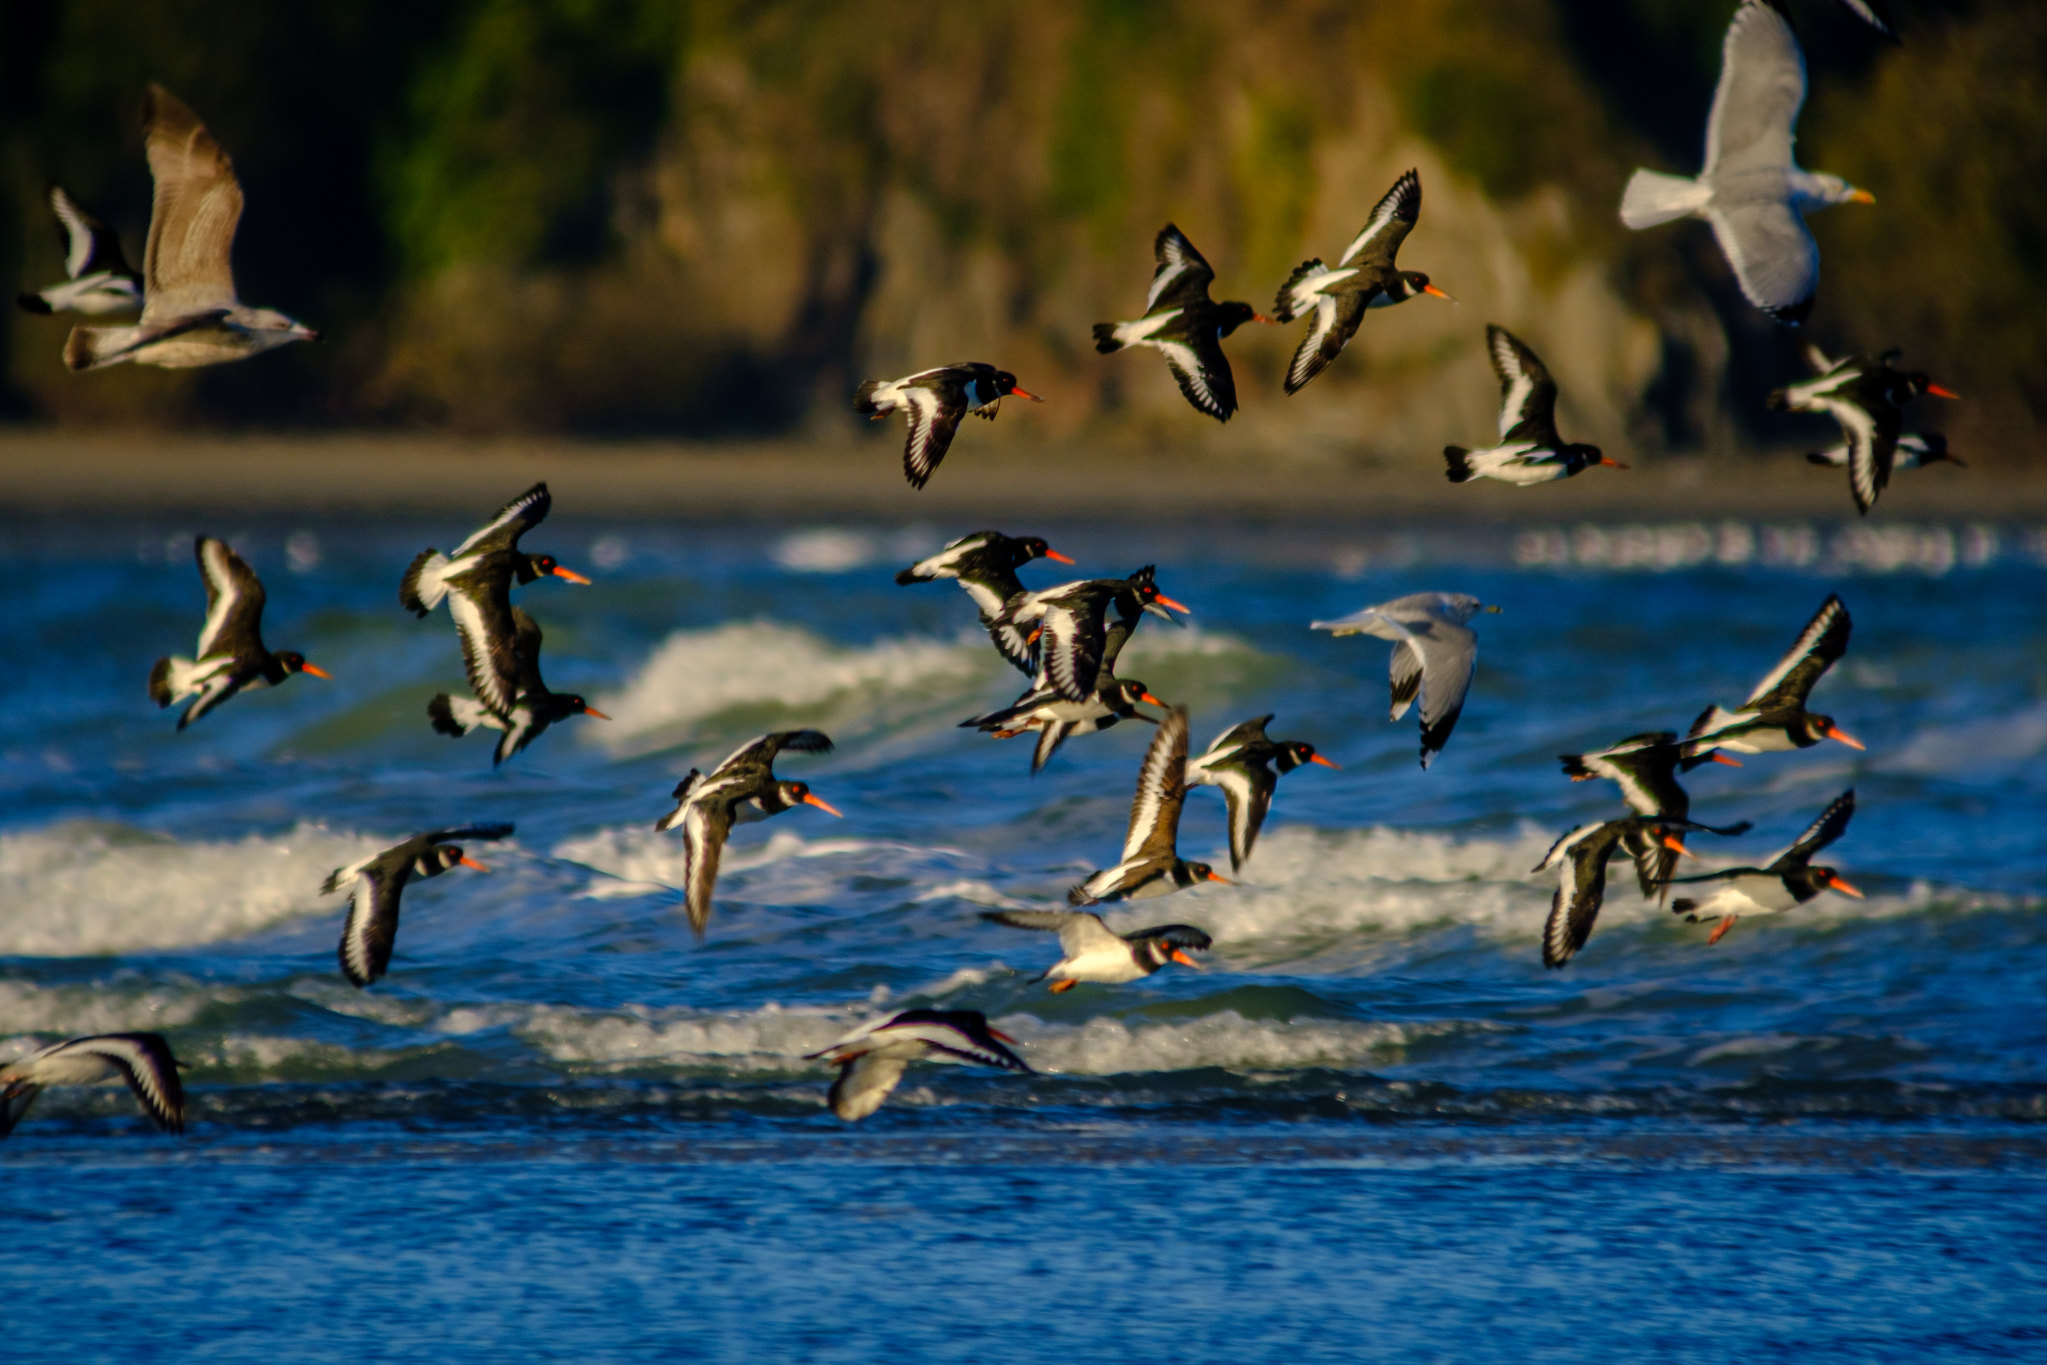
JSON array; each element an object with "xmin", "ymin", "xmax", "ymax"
[
  {"xmin": 825, "ymin": 1051, "xmax": 911, "ymax": 1121},
  {"xmin": 451, "ymin": 482, "xmax": 551, "ymax": 557},
  {"xmin": 447, "ymin": 580, "xmax": 522, "ymax": 720},
  {"xmin": 140, "ymin": 85, "xmax": 244, "ymax": 320},
  {"xmin": 1770, "ymin": 789, "xmax": 1855, "ymax": 870},
  {"xmin": 1339, "ymin": 169, "xmax": 1421, "ymax": 268},
  {"xmin": 1703, "ymin": 0, "xmax": 1806, "ymax": 178},
  {"xmin": 1154, "ymin": 335, "xmax": 1239, "ymax": 422},
  {"xmin": 1542, "ymin": 821, "xmax": 1627, "ymax": 968},
  {"xmin": 1405, "ymin": 618, "xmax": 1478, "ymax": 768},
  {"xmin": 1387, "ymin": 639, "xmax": 1424, "ymax": 722},
  {"xmin": 422, "ymin": 822, "xmax": 516, "ymax": 845},
  {"xmin": 1036, "ymin": 596, "xmax": 1107, "ymax": 703},
  {"xmin": 1284, "ymin": 291, "xmax": 1367, "ymax": 395},
  {"xmin": 1127, "ymin": 924, "xmax": 1213, "ymax": 951},
  {"xmin": 901, "ymin": 385, "xmax": 967, "ymax": 490},
  {"xmin": 712, "ymin": 729, "xmax": 833, "ymax": 784},
  {"xmin": 1211, "ymin": 763, "xmax": 1273, "ymax": 873},
  {"xmin": 49, "ymin": 185, "xmax": 134, "ymax": 280},
  {"xmin": 982, "ymin": 909, "xmax": 1124, "ymax": 959},
  {"xmin": 1488, "ymin": 325, "xmax": 1559, "ymax": 442},
  {"xmin": 1834, "ymin": 0, "xmax": 1897, "ymax": 41},
  {"xmin": 193, "ymin": 536, "xmax": 265, "ymax": 658},
  {"xmin": 1744, "ymin": 594, "xmax": 1851, "ymax": 709},
  {"xmin": 66, "ymin": 1034, "xmax": 186, "ymax": 1133},
  {"xmin": 679, "ymin": 801, "xmax": 735, "ymax": 936},
  {"xmin": 1705, "ymin": 201, "xmax": 1820, "ymax": 322},
  {"xmin": 1122, "ymin": 706, "xmax": 1190, "ymax": 862},
  {"xmin": 338, "ymin": 863, "xmax": 405, "ymax": 988},
  {"xmin": 1147, "ymin": 224, "xmax": 1217, "ymax": 311}
]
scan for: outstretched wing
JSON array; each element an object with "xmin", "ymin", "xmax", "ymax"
[
  {"xmin": 1147, "ymin": 224, "xmax": 1216, "ymax": 311},
  {"xmin": 1405, "ymin": 620, "xmax": 1479, "ymax": 768},
  {"xmin": 141, "ymin": 85, "xmax": 244, "ymax": 320},
  {"xmin": 1704, "ymin": 0, "xmax": 1806, "ymax": 177},
  {"xmin": 1338, "ymin": 169, "xmax": 1421, "ymax": 268},
  {"xmin": 49, "ymin": 184, "xmax": 134, "ymax": 280},
  {"xmin": 1211, "ymin": 763, "xmax": 1274, "ymax": 873},
  {"xmin": 194, "ymin": 536, "xmax": 265, "ymax": 657},
  {"xmin": 451, "ymin": 482, "xmax": 551, "ymax": 557},
  {"xmin": 982, "ymin": 909, "xmax": 1124, "ymax": 959},
  {"xmin": 1541, "ymin": 822, "xmax": 1627, "ymax": 969},
  {"xmin": 1706, "ymin": 202, "xmax": 1820, "ymax": 322},
  {"xmin": 447, "ymin": 579, "xmax": 521, "ymax": 721},
  {"xmin": 338, "ymin": 864, "xmax": 405, "ymax": 988},
  {"xmin": 679, "ymin": 802, "xmax": 735, "ymax": 936},
  {"xmin": 1123, "ymin": 706, "xmax": 1190, "ymax": 861},
  {"xmin": 1744, "ymin": 594, "xmax": 1851, "ymax": 709},
  {"xmin": 421, "ymin": 822, "xmax": 516, "ymax": 845},
  {"xmin": 1284, "ymin": 291, "xmax": 1367, "ymax": 395},
  {"xmin": 901, "ymin": 387, "xmax": 967, "ymax": 489},
  {"xmin": 1388, "ymin": 640, "xmax": 1423, "ymax": 721},
  {"xmin": 1770, "ymin": 789, "xmax": 1856, "ymax": 870},
  {"xmin": 68, "ymin": 1033, "xmax": 186, "ymax": 1133},
  {"xmin": 1488, "ymin": 325, "xmax": 1558, "ymax": 441},
  {"xmin": 1126, "ymin": 923, "xmax": 1212, "ymax": 952}
]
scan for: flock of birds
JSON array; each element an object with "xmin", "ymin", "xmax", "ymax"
[{"xmin": 4, "ymin": 0, "xmax": 1938, "ymax": 1133}]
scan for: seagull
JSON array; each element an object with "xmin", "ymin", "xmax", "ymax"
[
  {"xmin": 64, "ymin": 85, "xmax": 318, "ymax": 370},
  {"xmin": 1536, "ymin": 817, "xmax": 1712, "ymax": 969},
  {"xmin": 16, "ymin": 184, "xmax": 142, "ymax": 315},
  {"xmin": 806, "ymin": 1009, "xmax": 1032, "ymax": 1122},
  {"xmin": 1559, "ymin": 731, "xmax": 1750, "ymax": 899},
  {"xmin": 427, "ymin": 607, "xmax": 609, "ymax": 765},
  {"xmin": 1444, "ymin": 325, "xmax": 1627, "ymax": 485},
  {"xmin": 652, "ymin": 730, "xmax": 841, "ymax": 936},
  {"xmin": 997, "ymin": 565, "xmax": 1188, "ymax": 704},
  {"xmin": 1184, "ymin": 714, "xmax": 1338, "ymax": 872},
  {"xmin": 148, "ymin": 536, "xmax": 330, "ymax": 729},
  {"xmin": 1769, "ymin": 346, "xmax": 1960, "ymax": 514},
  {"xmin": 1070, "ymin": 706, "xmax": 1232, "ymax": 905},
  {"xmin": 1619, "ymin": 0, "xmax": 1874, "ymax": 323},
  {"xmin": 962, "ymin": 675, "xmax": 1164, "ymax": 774},
  {"xmin": 1311, "ymin": 592, "xmax": 1498, "ymax": 768},
  {"xmin": 321, "ymin": 824, "xmax": 512, "ymax": 988},
  {"xmin": 982, "ymin": 910, "xmax": 1210, "ymax": 991},
  {"xmin": 1670, "ymin": 789, "xmax": 1862, "ymax": 945},
  {"xmin": 401, "ymin": 482, "xmax": 590, "ymax": 723},
  {"xmin": 1093, "ymin": 224, "xmax": 1272, "ymax": 422},
  {"xmin": 895, "ymin": 530, "xmax": 1074, "ymax": 675},
  {"xmin": 853, "ymin": 363, "xmax": 1042, "ymax": 489},
  {"xmin": 0, "ymin": 1033, "xmax": 185, "ymax": 1138},
  {"xmin": 1272, "ymin": 169, "xmax": 1450, "ymax": 395},
  {"xmin": 1681, "ymin": 593, "xmax": 1861, "ymax": 766}
]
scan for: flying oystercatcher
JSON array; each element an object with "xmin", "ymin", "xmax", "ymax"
[
  {"xmin": 1094, "ymin": 224, "xmax": 1272, "ymax": 422},
  {"xmin": 16, "ymin": 184, "xmax": 142, "ymax": 315},
  {"xmin": 982, "ymin": 910, "xmax": 1210, "ymax": 992},
  {"xmin": 1669, "ymin": 789, "xmax": 1862, "ymax": 945},
  {"xmin": 1536, "ymin": 817, "xmax": 1718, "ymax": 968},
  {"xmin": 896, "ymin": 530, "xmax": 1074, "ymax": 675},
  {"xmin": 1560, "ymin": 731, "xmax": 1751, "ymax": 900},
  {"xmin": 963, "ymin": 675, "xmax": 1164, "ymax": 774},
  {"xmin": 427, "ymin": 607, "xmax": 608, "ymax": 765},
  {"xmin": 1769, "ymin": 346, "xmax": 1960, "ymax": 514},
  {"xmin": 806, "ymin": 1009, "xmax": 1031, "ymax": 1122},
  {"xmin": 1070, "ymin": 706, "xmax": 1232, "ymax": 905},
  {"xmin": 997, "ymin": 565, "xmax": 1188, "ymax": 704},
  {"xmin": 1445, "ymin": 325, "xmax": 1626, "ymax": 485},
  {"xmin": 1312, "ymin": 592, "xmax": 1498, "ymax": 768},
  {"xmin": 0, "ymin": 1033, "xmax": 185, "ymax": 1138},
  {"xmin": 321, "ymin": 824, "xmax": 513, "ymax": 988},
  {"xmin": 1184, "ymin": 714, "xmax": 1338, "ymax": 872},
  {"xmin": 1681, "ymin": 594, "xmax": 1861, "ymax": 766},
  {"xmin": 149, "ymin": 536, "xmax": 330, "ymax": 729},
  {"xmin": 854, "ymin": 364, "xmax": 1041, "ymax": 489}
]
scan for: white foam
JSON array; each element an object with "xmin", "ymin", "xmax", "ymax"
[
  {"xmin": 995, "ymin": 1011, "xmax": 1475, "ymax": 1075},
  {"xmin": 0, "ymin": 821, "xmax": 385, "ymax": 956},
  {"xmin": 554, "ymin": 826, "xmax": 976, "ymax": 904}
]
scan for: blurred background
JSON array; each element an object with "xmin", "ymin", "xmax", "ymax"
[{"xmin": 1, "ymin": 0, "xmax": 2040, "ymax": 466}]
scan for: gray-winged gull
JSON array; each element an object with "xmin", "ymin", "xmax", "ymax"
[{"xmin": 1312, "ymin": 592, "xmax": 1499, "ymax": 768}]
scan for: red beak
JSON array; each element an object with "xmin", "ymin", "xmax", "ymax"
[
  {"xmin": 1926, "ymin": 384, "xmax": 1960, "ymax": 400},
  {"xmin": 1825, "ymin": 726, "xmax": 1866, "ymax": 751},
  {"xmin": 1043, "ymin": 549, "xmax": 1075, "ymax": 564},
  {"xmin": 1828, "ymin": 875, "xmax": 1865, "ymax": 899},
  {"xmin": 1309, "ymin": 753, "xmax": 1340, "ymax": 768},
  {"xmin": 1137, "ymin": 691, "xmax": 1167, "ymax": 707},
  {"xmin": 1709, "ymin": 752, "xmax": 1744, "ymax": 768},
  {"xmin": 1152, "ymin": 593, "xmax": 1191, "ymax": 614},
  {"xmin": 1203, "ymin": 870, "xmax": 1233, "ymax": 885},
  {"xmin": 458, "ymin": 855, "xmax": 491, "ymax": 872},
  {"xmin": 582, "ymin": 706, "xmax": 612, "ymax": 720},
  {"xmin": 803, "ymin": 792, "xmax": 844, "ymax": 817},
  {"xmin": 552, "ymin": 565, "xmax": 592, "ymax": 584},
  {"xmin": 989, "ymin": 1028, "xmax": 1019, "ymax": 1045},
  {"xmin": 1600, "ymin": 457, "xmax": 1630, "ymax": 469},
  {"xmin": 1169, "ymin": 948, "xmax": 1203, "ymax": 968},
  {"xmin": 299, "ymin": 662, "xmax": 333, "ymax": 679},
  {"xmin": 1010, "ymin": 386, "xmax": 1043, "ymax": 402},
  {"xmin": 1252, "ymin": 314, "xmax": 1277, "ymax": 324},
  {"xmin": 1420, "ymin": 284, "xmax": 1454, "ymax": 301}
]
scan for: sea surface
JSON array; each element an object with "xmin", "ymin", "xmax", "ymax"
[{"xmin": 2, "ymin": 508, "xmax": 2044, "ymax": 1361}]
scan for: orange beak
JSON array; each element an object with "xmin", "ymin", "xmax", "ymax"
[
  {"xmin": 1828, "ymin": 874, "xmax": 1864, "ymax": 899},
  {"xmin": 1847, "ymin": 189, "xmax": 1876, "ymax": 205},
  {"xmin": 1661, "ymin": 834, "xmax": 1694, "ymax": 858},
  {"xmin": 1252, "ymin": 314, "xmax": 1277, "ymax": 324},
  {"xmin": 1926, "ymin": 384, "xmax": 1960, "ymax": 400},
  {"xmin": 1203, "ymin": 870, "xmax": 1233, "ymax": 885},
  {"xmin": 1044, "ymin": 549, "xmax": 1076, "ymax": 564},
  {"xmin": 989, "ymin": 1028, "xmax": 1019, "ymax": 1045},
  {"xmin": 803, "ymin": 793, "xmax": 844, "ymax": 817},
  {"xmin": 458, "ymin": 855, "xmax": 491, "ymax": 872},
  {"xmin": 299, "ymin": 663, "xmax": 333, "ymax": 679},
  {"xmin": 1137, "ymin": 691, "xmax": 1167, "ymax": 707},
  {"xmin": 552, "ymin": 565, "xmax": 592, "ymax": 584},
  {"xmin": 1600, "ymin": 457, "xmax": 1630, "ymax": 469},
  {"xmin": 1825, "ymin": 726, "xmax": 1866, "ymax": 751},
  {"xmin": 1011, "ymin": 386, "xmax": 1043, "ymax": 402},
  {"xmin": 1169, "ymin": 948, "xmax": 1203, "ymax": 968},
  {"xmin": 1026, "ymin": 627, "xmax": 1042, "ymax": 645},
  {"xmin": 1309, "ymin": 754, "xmax": 1341, "ymax": 769},
  {"xmin": 1709, "ymin": 752, "xmax": 1744, "ymax": 768},
  {"xmin": 1420, "ymin": 284, "xmax": 1454, "ymax": 301},
  {"xmin": 1153, "ymin": 593, "xmax": 1191, "ymax": 614},
  {"xmin": 582, "ymin": 706, "xmax": 611, "ymax": 720}
]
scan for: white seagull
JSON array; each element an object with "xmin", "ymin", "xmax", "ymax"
[
  {"xmin": 805, "ymin": 1009, "xmax": 1031, "ymax": 1122},
  {"xmin": 16, "ymin": 184, "xmax": 142, "ymax": 315},
  {"xmin": 0, "ymin": 1032, "xmax": 186, "ymax": 1138},
  {"xmin": 1312, "ymin": 592, "xmax": 1499, "ymax": 768}
]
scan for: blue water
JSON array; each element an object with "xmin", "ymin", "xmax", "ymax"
[{"xmin": 3, "ymin": 510, "xmax": 2045, "ymax": 1360}]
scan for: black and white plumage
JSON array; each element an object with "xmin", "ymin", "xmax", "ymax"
[
  {"xmin": 64, "ymin": 86, "xmax": 317, "ymax": 371},
  {"xmin": 1311, "ymin": 592, "xmax": 1498, "ymax": 768},
  {"xmin": 1184, "ymin": 714, "xmax": 1338, "ymax": 872},
  {"xmin": 16, "ymin": 184, "xmax": 143, "ymax": 316},
  {"xmin": 982, "ymin": 910, "xmax": 1210, "ymax": 992},
  {"xmin": 853, "ymin": 363, "xmax": 1042, "ymax": 489},
  {"xmin": 1093, "ymin": 224, "xmax": 1270, "ymax": 422},
  {"xmin": 0, "ymin": 1032, "xmax": 186, "ymax": 1138},
  {"xmin": 895, "ymin": 530, "xmax": 1074, "ymax": 675},
  {"xmin": 401, "ymin": 482, "xmax": 589, "ymax": 722},
  {"xmin": 1618, "ymin": 1, "xmax": 1874, "ymax": 323},
  {"xmin": 427, "ymin": 606, "xmax": 608, "ymax": 765},
  {"xmin": 1669, "ymin": 789, "xmax": 1862, "ymax": 945},
  {"xmin": 320, "ymin": 824, "xmax": 511, "ymax": 988},
  {"xmin": 997, "ymin": 565, "xmax": 1188, "ymax": 705},
  {"xmin": 1070, "ymin": 706, "xmax": 1231, "ymax": 906},
  {"xmin": 652, "ymin": 730, "xmax": 840, "ymax": 936},
  {"xmin": 1559, "ymin": 731, "xmax": 1751, "ymax": 899},
  {"xmin": 1535, "ymin": 817, "xmax": 1714, "ymax": 969},
  {"xmin": 1681, "ymin": 594, "xmax": 1861, "ymax": 766},
  {"xmin": 1272, "ymin": 170, "xmax": 1450, "ymax": 395},
  {"xmin": 1444, "ymin": 325, "xmax": 1626, "ymax": 486},
  {"xmin": 1770, "ymin": 346, "xmax": 1961, "ymax": 514},
  {"xmin": 963, "ymin": 676, "xmax": 1163, "ymax": 774},
  {"xmin": 1808, "ymin": 432, "xmax": 1959, "ymax": 475},
  {"xmin": 148, "ymin": 536, "xmax": 330, "ymax": 729},
  {"xmin": 805, "ymin": 1009, "xmax": 1031, "ymax": 1122}
]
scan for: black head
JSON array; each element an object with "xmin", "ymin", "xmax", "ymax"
[
  {"xmin": 988, "ymin": 370, "xmax": 1042, "ymax": 402},
  {"xmin": 1116, "ymin": 679, "xmax": 1166, "ymax": 709},
  {"xmin": 777, "ymin": 780, "xmax": 843, "ymax": 818},
  {"xmin": 1183, "ymin": 860, "xmax": 1229, "ymax": 886},
  {"xmin": 1785, "ymin": 864, "xmax": 1862, "ymax": 903},
  {"xmin": 561, "ymin": 695, "xmax": 610, "ymax": 721},
  {"xmin": 1126, "ymin": 566, "xmax": 1189, "ymax": 619},
  {"xmin": 275, "ymin": 651, "xmax": 332, "ymax": 680},
  {"xmin": 1397, "ymin": 271, "xmax": 1450, "ymax": 302},
  {"xmin": 521, "ymin": 553, "xmax": 591, "ymax": 586},
  {"xmin": 1794, "ymin": 712, "xmax": 1864, "ymax": 751},
  {"xmin": 1214, "ymin": 300, "xmax": 1260, "ymax": 338},
  {"xmin": 419, "ymin": 844, "xmax": 488, "ymax": 878},
  {"xmin": 1277, "ymin": 740, "xmax": 1338, "ymax": 774}
]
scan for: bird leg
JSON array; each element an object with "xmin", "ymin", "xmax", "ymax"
[
  {"xmin": 1047, "ymin": 979, "xmax": 1077, "ymax": 994},
  {"xmin": 1707, "ymin": 916, "xmax": 1739, "ymax": 946}
]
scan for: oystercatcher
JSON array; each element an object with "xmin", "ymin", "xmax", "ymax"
[
  {"xmin": 1273, "ymin": 169, "xmax": 1450, "ymax": 395},
  {"xmin": 1669, "ymin": 789, "xmax": 1861, "ymax": 945},
  {"xmin": 16, "ymin": 184, "xmax": 142, "ymax": 315},
  {"xmin": 998, "ymin": 565, "xmax": 1188, "ymax": 704},
  {"xmin": 1536, "ymin": 817, "xmax": 1708, "ymax": 968},
  {"xmin": 963, "ymin": 675, "xmax": 1163, "ymax": 774},
  {"xmin": 149, "ymin": 536, "xmax": 329, "ymax": 729},
  {"xmin": 1093, "ymin": 224, "xmax": 1272, "ymax": 422},
  {"xmin": 1070, "ymin": 706, "xmax": 1231, "ymax": 905},
  {"xmin": 853, "ymin": 363, "xmax": 1042, "ymax": 489},
  {"xmin": 1619, "ymin": 1, "xmax": 1874, "ymax": 323},
  {"xmin": 1809, "ymin": 432, "xmax": 1959, "ymax": 475},
  {"xmin": 427, "ymin": 607, "xmax": 609, "ymax": 765},
  {"xmin": 982, "ymin": 910, "xmax": 1210, "ymax": 992},
  {"xmin": 1311, "ymin": 592, "xmax": 1498, "ymax": 768},
  {"xmin": 402, "ymin": 482, "xmax": 589, "ymax": 723},
  {"xmin": 64, "ymin": 86, "xmax": 317, "ymax": 371},
  {"xmin": 895, "ymin": 530, "xmax": 1074, "ymax": 675},
  {"xmin": 1769, "ymin": 346, "xmax": 1960, "ymax": 514},
  {"xmin": 806, "ymin": 1009, "xmax": 1031, "ymax": 1122},
  {"xmin": 652, "ymin": 730, "xmax": 840, "ymax": 936},
  {"xmin": 1184, "ymin": 714, "xmax": 1338, "ymax": 872},
  {"xmin": 1681, "ymin": 594, "xmax": 1861, "ymax": 766},
  {"xmin": 320, "ymin": 824, "xmax": 513, "ymax": 988},
  {"xmin": 1445, "ymin": 325, "xmax": 1627, "ymax": 485},
  {"xmin": 0, "ymin": 1032, "xmax": 185, "ymax": 1138},
  {"xmin": 1560, "ymin": 731, "xmax": 1750, "ymax": 899}
]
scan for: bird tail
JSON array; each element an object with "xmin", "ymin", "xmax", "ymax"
[
  {"xmin": 428, "ymin": 693, "xmax": 497, "ymax": 737},
  {"xmin": 1443, "ymin": 446, "xmax": 1474, "ymax": 483},
  {"xmin": 62, "ymin": 323, "xmax": 148, "ymax": 371},
  {"xmin": 1091, "ymin": 322, "xmax": 1125, "ymax": 355},
  {"xmin": 1620, "ymin": 170, "xmax": 1710, "ymax": 229},
  {"xmin": 400, "ymin": 550, "xmax": 451, "ymax": 616},
  {"xmin": 1671, "ymin": 898, "xmax": 1698, "ymax": 917},
  {"xmin": 149, "ymin": 656, "xmax": 202, "ymax": 706},
  {"xmin": 1275, "ymin": 259, "xmax": 1329, "ymax": 323},
  {"xmin": 16, "ymin": 291, "xmax": 52, "ymax": 315},
  {"xmin": 852, "ymin": 379, "xmax": 894, "ymax": 417}
]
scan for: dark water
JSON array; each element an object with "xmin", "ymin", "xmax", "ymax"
[{"xmin": 3, "ymin": 510, "xmax": 2044, "ymax": 1359}]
